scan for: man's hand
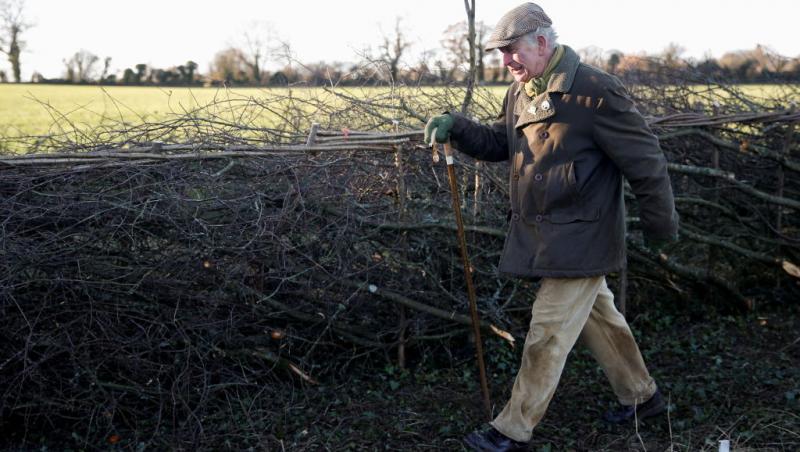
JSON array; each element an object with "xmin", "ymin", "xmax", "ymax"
[
  {"xmin": 424, "ymin": 114, "xmax": 454, "ymax": 144},
  {"xmin": 644, "ymin": 234, "xmax": 678, "ymax": 260}
]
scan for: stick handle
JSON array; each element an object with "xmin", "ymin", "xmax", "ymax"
[
  {"xmin": 429, "ymin": 127, "xmax": 440, "ymax": 163},
  {"xmin": 443, "ymin": 142, "xmax": 455, "ymax": 166},
  {"xmin": 430, "ymin": 127, "xmax": 455, "ymax": 165}
]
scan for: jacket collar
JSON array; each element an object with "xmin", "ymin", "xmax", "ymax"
[
  {"xmin": 511, "ymin": 45, "xmax": 581, "ymax": 128},
  {"xmin": 513, "ymin": 45, "xmax": 581, "ymax": 97}
]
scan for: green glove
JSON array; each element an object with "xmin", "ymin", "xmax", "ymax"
[{"xmin": 424, "ymin": 113, "xmax": 454, "ymax": 145}]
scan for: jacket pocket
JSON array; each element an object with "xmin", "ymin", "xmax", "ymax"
[
  {"xmin": 521, "ymin": 162, "xmax": 578, "ymax": 222},
  {"xmin": 547, "ymin": 208, "xmax": 600, "ymax": 224}
]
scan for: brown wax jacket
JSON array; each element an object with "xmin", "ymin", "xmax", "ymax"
[{"xmin": 449, "ymin": 45, "xmax": 678, "ymax": 278}]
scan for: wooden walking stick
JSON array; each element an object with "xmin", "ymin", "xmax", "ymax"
[{"xmin": 431, "ymin": 131, "xmax": 492, "ymax": 421}]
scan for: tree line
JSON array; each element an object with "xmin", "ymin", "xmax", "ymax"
[{"xmin": 2, "ymin": 0, "xmax": 798, "ymax": 87}]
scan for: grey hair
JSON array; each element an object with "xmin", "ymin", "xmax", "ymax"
[{"xmin": 522, "ymin": 26, "xmax": 558, "ymax": 51}]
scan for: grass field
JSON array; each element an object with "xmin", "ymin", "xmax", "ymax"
[
  {"xmin": 0, "ymin": 83, "xmax": 793, "ymax": 141},
  {"xmin": 0, "ymin": 84, "xmax": 329, "ymax": 138}
]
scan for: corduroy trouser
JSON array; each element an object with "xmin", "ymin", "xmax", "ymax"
[{"xmin": 490, "ymin": 276, "xmax": 657, "ymax": 443}]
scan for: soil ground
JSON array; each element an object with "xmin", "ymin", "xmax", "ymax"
[{"xmin": 271, "ymin": 295, "xmax": 799, "ymax": 451}]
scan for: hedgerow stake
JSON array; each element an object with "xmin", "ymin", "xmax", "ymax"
[{"xmin": 431, "ymin": 131, "xmax": 492, "ymax": 421}]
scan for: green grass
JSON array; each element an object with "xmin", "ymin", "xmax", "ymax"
[
  {"xmin": 0, "ymin": 84, "xmax": 325, "ymax": 138},
  {"xmin": 0, "ymin": 83, "xmax": 793, "ymax": 142}
]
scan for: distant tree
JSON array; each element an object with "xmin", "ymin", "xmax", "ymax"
[
  {"xmin": 63, "ymin": 50, "xmax": 100, "ymax": 82},
  {"xmin": 151, "ymin": 68, "xmax": 182, "ymax": 85},
  {"xmin": 135, "ymin": 63, "xmax": 147, "ymax": 84},
  {"xmin": 185, "ymin": 60, "xmax": 197, "ymax": 84},
  {"xmin": 615, "ymin": 53, "xmax": 657, "ymax": 80},
  {"xmin": 486, "ymin": 52, "xmax": 506, "ymax": 83},
  {"xmin": 378, "ymin": 17, "xmax": 411, "ymax": 83},
  {"xmin": 176, "ymin": 64, "xmax": 187, "ymax": 82},
  {"xmin": 461, "ymin": 0, "xmax": 477, "ymax": 113},
  {"xmin": 0, "ymin": 0, "xmax": 32, "ymax": 83},
  {"xmin": 0, "ymin": 69, "xmax": 7, "ymax": 82},
  {"xmin": 784, "ymin": 58, "xmax": 800, "ymax": 82},
  {"xmin": 661, "ymin": 42, "xmax": 686, "ymax": 68},
  {"xmin": 441, "ymin": 19, "xmax": 490, "ymax": 82},
  {"xmin": 209, "ymin": 48, "xmax": 248, "ymax": 84},
  {"xmin": 149, "ymin": 68, "xmax": 164, "ymax": 84},
  {"xmin": 718, "ymin": 50, "xmax": 762, "ymax": 81},
  {"xmin": 406, "ymin": 49, "xmax": 438, "ymax": 85},
  {"xmin": 434, "ymin": 59, "xmax": 454, "ymax": 82},
  {"xmin": 695, "ymin": 57, "xmax": 723, "ymax": 81},
  {"xmin": 63, "ymin": 59, "xmax": 75, "ymax": 82},
  {"xmin": 175, "ymin": 60, "xmax": 198, "ymax": 85},
  {"xmin": 99, "ymin": 56, "xmax": 111, "ymax": 82},
  {"xmin": 749, "ymin": 45, "xmax": 790, "ymax": 78},
  {"xmin": 239, "ymin": 23, "xmax": 277, "ymax": 85},
  {"xmin": 122, "ymin": 68, "xmax": 136, "ymax": 84},
  {"xmin": 269, "ymin": 70, "xmax": 288, "ymax": 86},
  {"xmin": 607, "ymin": 51, "xmax": 622, "ymax": 74}
]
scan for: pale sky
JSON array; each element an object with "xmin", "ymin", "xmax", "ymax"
[{"xmin": 10, "ymin": 0, "xmax": 800, "ymax": 81}]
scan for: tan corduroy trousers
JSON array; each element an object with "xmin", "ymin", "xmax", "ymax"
[{"xmin": 490, "ymin": 276, "xmax": 657, "ymax": 443}]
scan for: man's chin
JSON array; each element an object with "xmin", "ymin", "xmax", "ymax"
[{"xmin": 512, "ymin": 74, "xmax": 531, "ymax": 83}]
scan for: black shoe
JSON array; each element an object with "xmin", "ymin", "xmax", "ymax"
[
  {"xmin": 464, "ymin": 426, "xmax": 528, "ymax": 451},
  {"xmin": 603, "ymin": 389, "xmax": 666, "ymax": 424}
]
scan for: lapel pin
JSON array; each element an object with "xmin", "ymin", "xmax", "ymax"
[
  {"xmin": 528, "ymin": 104, "xmax": 537, "ymax": 115},
  {"xmin": 541, "ymin": 100, "xmax": 551, "ymax": 111}
]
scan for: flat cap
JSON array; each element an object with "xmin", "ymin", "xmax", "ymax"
[{"xmin": 485, "ymin": 2, "xmax": 552, "ymax": 52}]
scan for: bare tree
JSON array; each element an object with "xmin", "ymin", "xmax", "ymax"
[
  {"xmin": 460, "ymin": 0, "xmax": 478, "ymax": 113},
  {"xmin": 237, "ymin": 22, "xmax": 277, "ymax": 85},
  {"xmin": 752, "ymin": 44, "xmax": 789, "ymax": 74},
  {"xmin": 0, "ymin": 0, "xmax": 32, "ymax": 83},
  {"xmin": 434, "ymin": 58, "xmax": 454, "ymax": 82},
  {"xmin": 99, "ymin": 56, "xmax": 112, "ymax": 82},
  {"xmin": 441, "ymin": 19, "xmax": 490, "ymax": 83},
  {"xmin": 63, "ymin": 50, "xmax": 100, "ymax": 83},
  {"xmin": 379, "ymin": 17, "xmax": 412, "ymax": 83},
  {"xmin": 208, "ymin": 48, "xmax": 249, "ymax": 84},
  {"xmin": 661, "ymin": 42, "xmax": 686, "ymax": 68}
]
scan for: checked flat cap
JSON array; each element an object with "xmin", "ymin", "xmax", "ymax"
[{"xmin": 485, "ymin": 2, "xmax": 552, "ymax": 51}]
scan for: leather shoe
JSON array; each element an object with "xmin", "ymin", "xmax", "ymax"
[
  {"xmin": 464, "ymin": 426, "xmax": 528, "ymax": 451},
  {"xmin": 603, "ymin": 388, "xmax": 666, "ymax": 424}
]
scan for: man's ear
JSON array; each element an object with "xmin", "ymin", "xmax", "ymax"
[{"xmin": 537, "ymin": 35, "xmax": 547, "ymax": 55}]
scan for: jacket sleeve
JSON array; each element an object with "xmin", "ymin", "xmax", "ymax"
[
  {"xmin": 593, "ymin": 78, "xmax": 679, "ymax": 241},
  {"xmin": 446, "ymin": 88, "xmax": 511, "ymax": 162}
]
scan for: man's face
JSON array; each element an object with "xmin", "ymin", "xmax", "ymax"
[{"xmin": 499, "ymin": 36, "xmax": 549, "ymax": 83}]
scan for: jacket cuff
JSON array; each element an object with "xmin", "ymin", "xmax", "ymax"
[
  {"xmin": 446, "ymin": 111, "xmax": 478, "ymax": 158},
  {"xmin": 643, "ymin": 211, "xmax": 680, "ymax": 242}
]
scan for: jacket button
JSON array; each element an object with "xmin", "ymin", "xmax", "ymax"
[
  {"xmin": 513, "ymin": 173, "xmax": 520, "ymax": 180},
  {"xmin": 535, "ymin": 214, "xmax": 543, "ymax": 222},
  {"xmin": 539, "ymin": 131, "xmax": 549, "ymax": 139},
  {"xmin": 534, "ymin": 173, "xmax": 543, "ymax": 181},
  {"xmin": 512, "ymin": 213, "xmax": 520, "ymax": 221}
]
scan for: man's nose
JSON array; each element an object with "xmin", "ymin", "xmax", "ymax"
[{"xmin": 502, "ymin": 53, "xmax": 513, "ymax": 66}]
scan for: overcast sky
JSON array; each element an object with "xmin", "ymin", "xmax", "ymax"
[{"xmin": 11, "ymin": 0, "xmax": 800, "ymax": 80}]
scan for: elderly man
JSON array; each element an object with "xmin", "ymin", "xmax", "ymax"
[{"xmin": 424, "ymin": 2, "xmax": 678, "ymax": 451}]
